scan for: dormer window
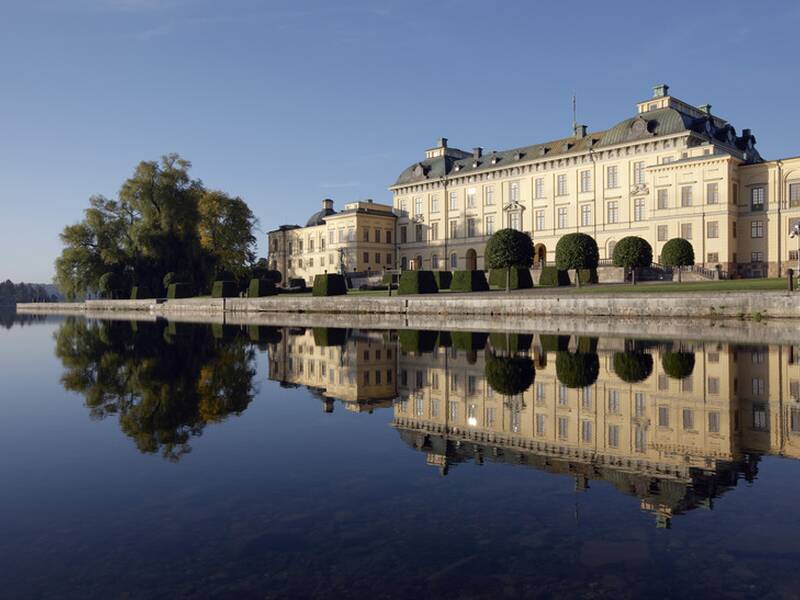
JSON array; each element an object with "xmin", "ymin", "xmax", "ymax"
[
  {"xmin": 491, "ymin": 155, "xmax": 499, "ymax": 165},
  {"xmin": 472, "ymin": 160, "xmax": 480, "ymax": 168},
  {"xmin": 412, "ymin": 163, "xmax": 425, "ymax": 177},
  {"xmin": 514, "ymin": 152, "xmax": 524, "ymax": 161},
  {"xmin": 539, "ymin": 147, "xmax": 549, "ymax": 156},
  {"xmin": 454, "ymin": 164, "xmax": 461, "ymax": 172}
]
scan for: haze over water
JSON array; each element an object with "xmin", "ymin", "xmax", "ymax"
[{"xmin": 2, "ymin": 313, "xmax": 800, "ymax": 598}]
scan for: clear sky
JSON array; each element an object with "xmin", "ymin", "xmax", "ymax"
[{"xmin": 2, "ymin": 0, "xmax": 799, "ymax": 283}]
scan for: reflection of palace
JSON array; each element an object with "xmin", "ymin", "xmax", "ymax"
[{"xmin": 268, "ymin": 327, "xmax": 800, "ymax": 527}]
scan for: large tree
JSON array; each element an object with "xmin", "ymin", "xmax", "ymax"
[
  {"xmin": 484, "ymin": 229, "xmax": 534, "ymax": 292},
  {"xmin": 55, "ymin": 154, "xmax": 257, "ymax": 298}
]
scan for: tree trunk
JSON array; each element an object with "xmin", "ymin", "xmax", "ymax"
[
  {"xmin": 632, "ymin": 268, "xmax": 636, "ymax": 285},
  {"xmin": 575, "ymin": 269, "xmax": 581, "ymax": 288},
  {"xmin": 677, "ymin": 268, "xmax": 682, "ymax": 283},
  {"xmin": 506, "ymin": 267, "xmax": 510, "ymax": 293}
]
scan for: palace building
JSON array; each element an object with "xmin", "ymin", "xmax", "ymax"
[
  {"xmin": 390, "ymin": 84, "xmax": 800, "ymax": 278},
  {"xmin": 268, "ymin": 85, "xmax": 800, "ymax": 284}
]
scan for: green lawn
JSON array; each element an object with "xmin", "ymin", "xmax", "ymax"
[{"xmin": 564, "ymin": 278, "xmax": 788, "ymax": 294}]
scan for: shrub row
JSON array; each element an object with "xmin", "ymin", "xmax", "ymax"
[
  {"xmin": 488, "ymin": 268, "xmax": 533, "ymax": 290},
  {"xmin": 451, "ymin": 270, "xmax": 489, "ymax": 293},
  {"xmin": 312, "ymin": 274, "xmax": 347, "ymax": 297}
]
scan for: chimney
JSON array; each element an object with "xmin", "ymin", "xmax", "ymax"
[
  {"xmin": 653, "ymin": 83, "xmax": 669, "ymax": 98},
  {"xmin": 742, "ymin": 128, "xmax": 752, "ymax": 139},
  {"xmin": 322, "ymin": 198, "xmax": 333, "ymax": 210},
  {"xmin": 698, "ymin": 104, "xmax": 712, "ymax": 115},
  {"xmin": 573, "ymin": 124, "xmax": 587, "ymax": 138},
  {"xmin": 473, "ymin": 147, "xmax": 483, "ymax": 159},
  {"xmin": 438, "ymin": 137, "xmax": 448, "ymax": 148}
]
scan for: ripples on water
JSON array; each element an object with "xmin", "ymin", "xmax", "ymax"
[{"xmin": 2, "ymin": 313, "xmax": 800, "ymax": 598}]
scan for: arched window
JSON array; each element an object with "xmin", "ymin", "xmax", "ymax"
[
  {"xmin": 400, "ymin": 256, "xmax": 408, "ymax": 270},
  {"xmin": 432, "ymin": 254, "xmax": 439, "ymax": 270},
  {"xmin": 450, "ymin": 253, "xmax": 458, "ymax": 269},
  {"xmin": 416, "ymin": 255, "xmax": 423, "ymax": 270}
]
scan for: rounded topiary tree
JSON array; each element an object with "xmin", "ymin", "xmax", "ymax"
[
  {"xmin": 485, "ymin": 229, "xmax": 534, "ymax": 292},
  {"xmin": 555, "ymin": 233, "xmax": 599, "ymax": 287},
  {"xmin": 612, "ymin": 236, "xmax": 653, "ymax": 285},
  {"xmin": 613, "ymin": 352, "xmax": 654, "ymax": 384},
  {"xmin": 661, "ymin": 238, "xmax": 695, "ymax": 283},
  {"xmin": 485, "ymin": 352, "xmax": 535, "ymax": 396},
  {"xmin": 662, "ymin": 351, "xmax": 696, "ymax": 379}
]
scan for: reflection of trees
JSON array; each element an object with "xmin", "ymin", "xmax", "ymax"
[
  {"xmin": 485, "ymin": 352, "xmax": 535, "ymax": 396},
  {"xmin": 555, "ymin": 338, "xmax": 600, "ymax": 388},
  {"xmin": 662, "ymin": 351, "xmax": 695, "ymax": 380},
  {"xmin": 612, "ymin": 351, "xmax": 654, "ymax": 383},
  {"xmin": 55, "ymin": 318, "xmax": 257, "ymax": 461}
]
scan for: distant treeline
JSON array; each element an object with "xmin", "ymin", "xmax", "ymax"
[{"xmin": 0, "ymin": 280, "xmax": 58, "ymax": 305}]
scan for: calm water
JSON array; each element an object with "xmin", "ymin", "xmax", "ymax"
[{"xmin": 2, "ymin": 313, "xmax": 800, "ymax": 599}]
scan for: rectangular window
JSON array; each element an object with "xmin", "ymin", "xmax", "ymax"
[
  {"xmin": 608, "ymin": 390, "xmax": 619, "ymax": 414},
  {"xmin": 580, "ymin": 170, "xmax": 592, "ymax": 192},
  {"xmin": 751, "ymin": 187, "xmax": 765, "ymax": 211},
  {"xmin": 708, "ymin": 376, "xmax": 719, "ymax": 394},
  {"xmin": 430, "ymin": 195, "xmax": 439, "ymax": 213},
  {"xmin": 657, "ymin": 188, "xmax": 668, "ymax": 209},
  {"xmin": 662, "ymin": 156, "xmax": 673, "ymax": 164},
  {"xmin": 485, "ymin": 186, "xmax": 495, "ymax": 206},
  {"xmin": 752, "ymin": 377, "xmax": 765, "ymax": 395},
  {"xmin": 635, "ymin": 426, "xmax": 646, "ymax": 453},
  {"xmin": 415, "ymin": 223, "xmax": 423, "ymax": 242},
  {"xmin": 707, "ymin": 221, "xmax": 719, "ymax": 239},
  {"xmin": 431, "ymin": 254, "xmax": 439, "ymax": 269},
  {"xmin": 373, "ymin": 229, "xmax": 380, "ymax": 243},
  {"xmin": 510, "ymin": 182, "xmax": 520, "ymax": 202},
  {"xmin": 414, "ymin": 197, "xmax": 423, "ymax": 216},
  {"xmin": 558, "ymin": 416, "xmax": 569, "ymax": 440},
  {"xmin": 558, "ymin": 207, "xmax": 568, "ymax": 229},
  {"xmin": 753, "ymin": 402, "xmax": 767, "ymax": 430},
  {"xmin": 400, "ymin": 226, "xmax": 407, "ymax": 244},
  {"xmin": 363, "ymin": 252, "xmax": 369, "ymax": 263},
  {"xmin": 581, "ymin": 387, "xmax": 592, "ymax": 410},
  {"xmin": 535, "ymin": 414, "xmax": 546, "ymax": 436},
  {"xmin": 467, "ymin": 218, "xmax": 477, "ymax": 238},
  {"xmin": 485, "ymin": 215, "xmax": 495, "ymax": 236},
  {"xmin": 400, "ymin": 199, "xmax": 407, "ymax": 214},
  {"xmin": 751, "ymin": 251, "xmax": 764, "ymax": 262},
  {"xmin": 581, "ymin": 420, "xmax": 593, "ymax": 443},
  {"xmin": 450, "ymin": 252, "xmax": 457, "ymax": 269},
  {"xmin": 449, "ymin": 220, "xmax": 458, "ymax": 239},
  {"xmin": 708, "ymin": 412, "xmax": 720, "ymax": 433},
  {"xmin": 535, "ymin": 178, "xmax": 545, "ymax": 199},
  {"xmin": 751, "ymin": 220, "xmax": 764, "ymax": 238},
  {"xmin": 558, "ymin": 384, "xmax": 567, "ymax": 406},
  {"xmin": 657, "ymin": 225, "xmax": 668, "ymax": 241},
  {"xmin": 681, "ymin": 223, "xmax": 692, "ymax": 239},
  {"xmin": 375, "ymin": 252, "xmax": 381, "ymax": 264},
  {"xmin": 683, "ymin": 409, "xmax": 694, "ymax": 430},
  {"xmin": 707, "ymin": 252, "xmax": 719, "ymax": 263},
  {"xmin": 556, "ymin": 174, "xmax": 567, "ymax": 196},
  {"xmin": 467, "ymin": 188, "xmax": 476, "ymax": 208},
  {"xmin": 707, "ymin": 182, "xmax": 719, "ymax": 204},
  {"xmin": 634, "ymin": 392, "xmax": 645, "ymax": 417},
  {"xmin": 449, "ymin": 191, "xmax": 458, "ymax": 210},
  {"xmin": 581, "ymin": 204, "xmax": 591, "ymax": 227},
  {"xmin": 509, "ymin": 212, "xmax": 521, "ymax": 231},
  {"xmin": 681, "ymin": 186, "xmax": 693, "ymax": 207},
  {"xmin": 607, "ymin": 165, "xmax": 619, "ymax": 189},
  {"xmin": 790, "ymin": 183, "xmax": 800, "ymax": 208},
  {"xmin": 386, "ymin": 253, "xmax": 392, "ymax": 265},
  {"xmin": 634, "ymin": 198, "xmax": 645, "ymax": 222},
  {"xmin": 658, "ymin": 406, "xmax": 669, "ymax": 427},
  {"xmin": 607, "ymin": 201, "xmax": 619, "ymax": 224},
  {"xmin": 633, "ymin": 161, "xmax": 645, "ymax": 185},
  {"xmin": 431, "ymin": 222, "xmax": 438, "ymax": 241},
  {"xmin": 608, "ymin": 425, "xmax": 619, "ymax": 448},
  {"xmin": 536, "ymin": 382, "xmax": 545, "ymax": 403},
  {"xmin": 535, "ymin": 210, "xmax": 545, "ymax": 230}
]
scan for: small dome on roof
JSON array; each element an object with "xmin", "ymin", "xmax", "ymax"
[{"xmin": 306, "ymin": 199, "xmax": 336, "ymax": 226}]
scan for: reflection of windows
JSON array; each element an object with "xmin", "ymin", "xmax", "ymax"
[
  {"xmin": 634, "ymin": 392, "xmax": 645, "ymax": 417},
  {"xmin": 791, "ymin": 408, "xmax": 800, "ymax": 433},
  {"xmin": 580, "ymin": 387, "xmax": 592, "ymax": 409},
  {"xmin": 658, "ymin": 406, "xmax": 669, "ymax": 427},
  {"xmin": 607, "ymin": 390, "xmax": 620, "ymax": 414},
  {"xmin": 708, "ymin": 377, "xmax": 719, "ymax": 394},
  {"xmin": 536, "ymin": 382, "xmax": 546, "ymax": 403},
  {"xmin": 708, "ymin": 411, "xmax": 720, "ymax": 433},
  {"xmin": 486, "ymin": 407, "xmax": 496, "ymax": 427},
  {"xmin": 558, "ymin": 384, "xmax": 568, "ymax": 406},
  {"xmin": 449, "ymin": 401, "xmax": 458, "ymax": 420},
  {"xmin": 682, "ymin": 409, "xmax": 694, "ymax": 430},
  {"xmin": 634, "ymin": 426, "xmax": 646, "ymax": 453},
  {"xmin": 608, "ymin": 424, "xmax": 619, "ymax": 448},
  {"xmin": 581, "ymin": 420, "xmax": 592, "ymax": 443},
  {"xmin": 536, "ymin": 414, "xmax": 546, "ymax": 436},
  {"xmin": 752, "ymin": 377, "xmax": 765, "ymax": 395},
  {"xmin": 558, "ymin": 416, "xmax": 569, "ymax": 439},
  {"xmin": 658, "ymin": 374, "xmax": 668, "ymax": 390},
  {"xmin": 753, "ymin": 402, "xmax": 768, "ymax": 430}
]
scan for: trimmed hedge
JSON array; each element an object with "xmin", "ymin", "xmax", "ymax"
[
  {"xmin": 539, "ymin": 267, "xmax": 570, "ymax": 287},
  {"xmin": 450, "ymin": 270, "xmax": 489, "ymax": 293},
  {"xmin": 312, "ymin": 327, "xmax": 347, "ymax": 347},
  {"xmin": 382, "ymin": 272, "xmax": 399, "ymax": 285},
  {"xmin": 556, "ymin": 351, "xmax": 600, "ymax": 388},
  {"xmin": 485, "ymin": 352, "xmax": 535, "ymax": 396},
  {"xmin": 489, "ymin": 332, "xmax": 533, "ymax": 354},
  {"xmin": 212, "ymin": 323, "xmax": 239, "ymax": 340},
  {"xmin": 167, "ymin": 283, "xmax": 194, "ymax": 299},
  {"xmin": 576, "ymin": 268, "xmax": 599, "ymax": 285},
  {"xmin": 540, "ymin": 334, "xmax": 570, "ymax": 353},
  {"xmin": 662, "ymin": 351, "xmax": 696, "ymax": 379},
  {"xmin": 130, "ymin": 286, "xmax": 153, "ymax": 300},
  {"xmin": 576, "ymin": 337, "xmax": 599, "ymax": 354},
  {"xmin": 398, "ymin": 271, "xmax": 438, "ymax": 295},
  {"xmin": 613, "ymin": 352, "xmax": 654, "ymax": 383},
  {"xmin": 248, "ymin": 325, "xmax": 282, "ymax": 345},
  {"xmin": 451, "ymin": 331, "xmax": 488, "ymax": 352},
  {"xmin": 489, "ymin": 268, "xmax": 533, "ymax": 290},
  {"xmin": 398, "ymin": 329, "xmax": 438, "ymax": 354},
  {"xmin": 432, "ymin": 270, "xmax": 452, "ymax": 290},
  {"xmin": 288, "ymin": 277, "xmax": 307, "ymax": 289},
  {"xmin": 312, "ymin": 274, "xmax": 348, "ymax": 297},
  {"xmin": 248, "ymin": 278, "xmax": 278, "ymax": 297},
  {"xmin": 437, "ymin": 331, "xmax": 453, "ymax": 348},
  {"xmin": 212, "ymin": 280, "xmax": 238, "ymax": 298}
]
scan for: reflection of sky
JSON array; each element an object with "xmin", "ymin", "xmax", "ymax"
[{"xmin": 1, "ymin": 318, "xmax": 800, "ymax": 598}]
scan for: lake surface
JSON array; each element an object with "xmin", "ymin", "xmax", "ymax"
[{"xmin": 2, "ymin": 313, "xmax": 800, "ymax": 599}]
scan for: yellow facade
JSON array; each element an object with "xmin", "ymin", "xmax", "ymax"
[
  {"xmin": 267, "ymin": 199, "xmax": 396, "ymax": 286},
  {"xmin": 390, "ymin": 85, "xmax": 800, "ymax": 277}
]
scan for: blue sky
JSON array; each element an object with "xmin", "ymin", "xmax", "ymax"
[{"xmin": 2, "ymin": 0, "xmax": 799, "ymax": 282}]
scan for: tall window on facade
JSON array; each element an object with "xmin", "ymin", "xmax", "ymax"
[
  {"xmin": 386, "ymin": 253, "xmax": 392, "ymax": 265},
  {"xmin": 633, "ymin": 161, "xmax": 645, "ymax": 185},
  {"xmin": 751, "ymin": 220, "xmax": 764, "ymax": 238},
  {"xmin": 431, "ymin": 222, "xmax": 438, "ymax": 241},
  {"xmin": 535, "ymin": 210, "xmax": 545, "ymax": 230},
  {"xmin": 657, "ymin": 225, "xmax": 668, "ymax": 242},
  {"xmin": 751, "ymin": 187, "xmax": 765, "ymax": 211},
  {"xmin": 415, "ymin": 224, "xmax": 423, "ymax": 242},
  {"xmin": 607, "ymin": 201, "xmax": 619, "ymax": 224},
  {"xmin": 633, "ymin": 198, "xmax": 645, "ymax": 222},
  {"xmin": 581, "ymin": 204, "xmax": 591, "ymax": 226},
  {"xmin": 509, "ymin": 212, "xmax": 521, "ymax": 231},
  {"xmin": 450, "ymin": 253, "xmax": 458, "ymax": 269},
  {"xmin": 431, "ymin": 195, "xmax": 439, "ymax": 213},
  {"xmin": 449, "ymin": 191, "xmax": 458, "ymax": 210},
  {"xmin": 375, "ymin": 253, "xmax": 381, "ymax": 264},
  {"xmin": 535, "ymin": 178, "xmax": 545, "ymax": 199},
  {"xmin": 467, "ymin": 218, "xmax": 476, "ymax": 238},
  {"xmin": 790, "ymin": 183, "xmax": 800, "ymax": 208},
  {"xmin": 580, "ymin": 170, "xmax": 591, "ymax": 193},
  {"xmin": 449, "ymin": 220, "xmax": 458, "ymax": 238},
  {"xmin": 400, "ymin": 226, "xmax": 407, "ymax": 243},
  {"xmin": 329, "ymin": 231, "xmax": 335, "ymax": 245},
  {"xmin": 414, "ymin": 197, "xmax": 423, "ymax": 215},
  {"xmin": 431, "ymin": 254, "xmax": 439, "ymax": 269},
  {"xmin": 607, "ymin": 165, "xmax": 619, "ymax": 189},
  {"xmin": 556, "ymin": 174, "xmax": 567, "ymax": 196},
  {"xmin": 510, "ymin": 182, "xmax": 520, "ymax": 202},
  {"xmin": 681, "ymin": 223, "xmax": 692, "ymax": 239},
  {"xmin": 362, "ymin": 252, "xmax": 369, "ymax": 264},
  {"xmin": 467, "ymin": 188, "xmax": 476, "ymax": 208},
  {"xmin": 557, "ymin": 207, "xmax": 567, "ymax": 229},
  {"xmin": 707, "ymin": 221, "xmax": 719, "ymax": 239},
  {"xmin": 657, "ymin": 188, "xmax": 668, "ymax": 209},
  {"xmin": 707, "ymin": 182, "xmax": 719, "ymax": 204},
  {"xmin": 485, "ymin": 186, "xmax": 494, "ymax": 206},
  {"xmin": 485, "ymin": 215, "xmax": 495, "ymax": 236},
  {"xmin": 400, "ymin": 256, "xmax": 407, "ymax": 270},
  {"xmin": 681, "ymin": 186, "xmax": 693, "ymax": 207},
  {"xmin": 299, "ymin": 240, "xmax": 304, "ymax": 252}
]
